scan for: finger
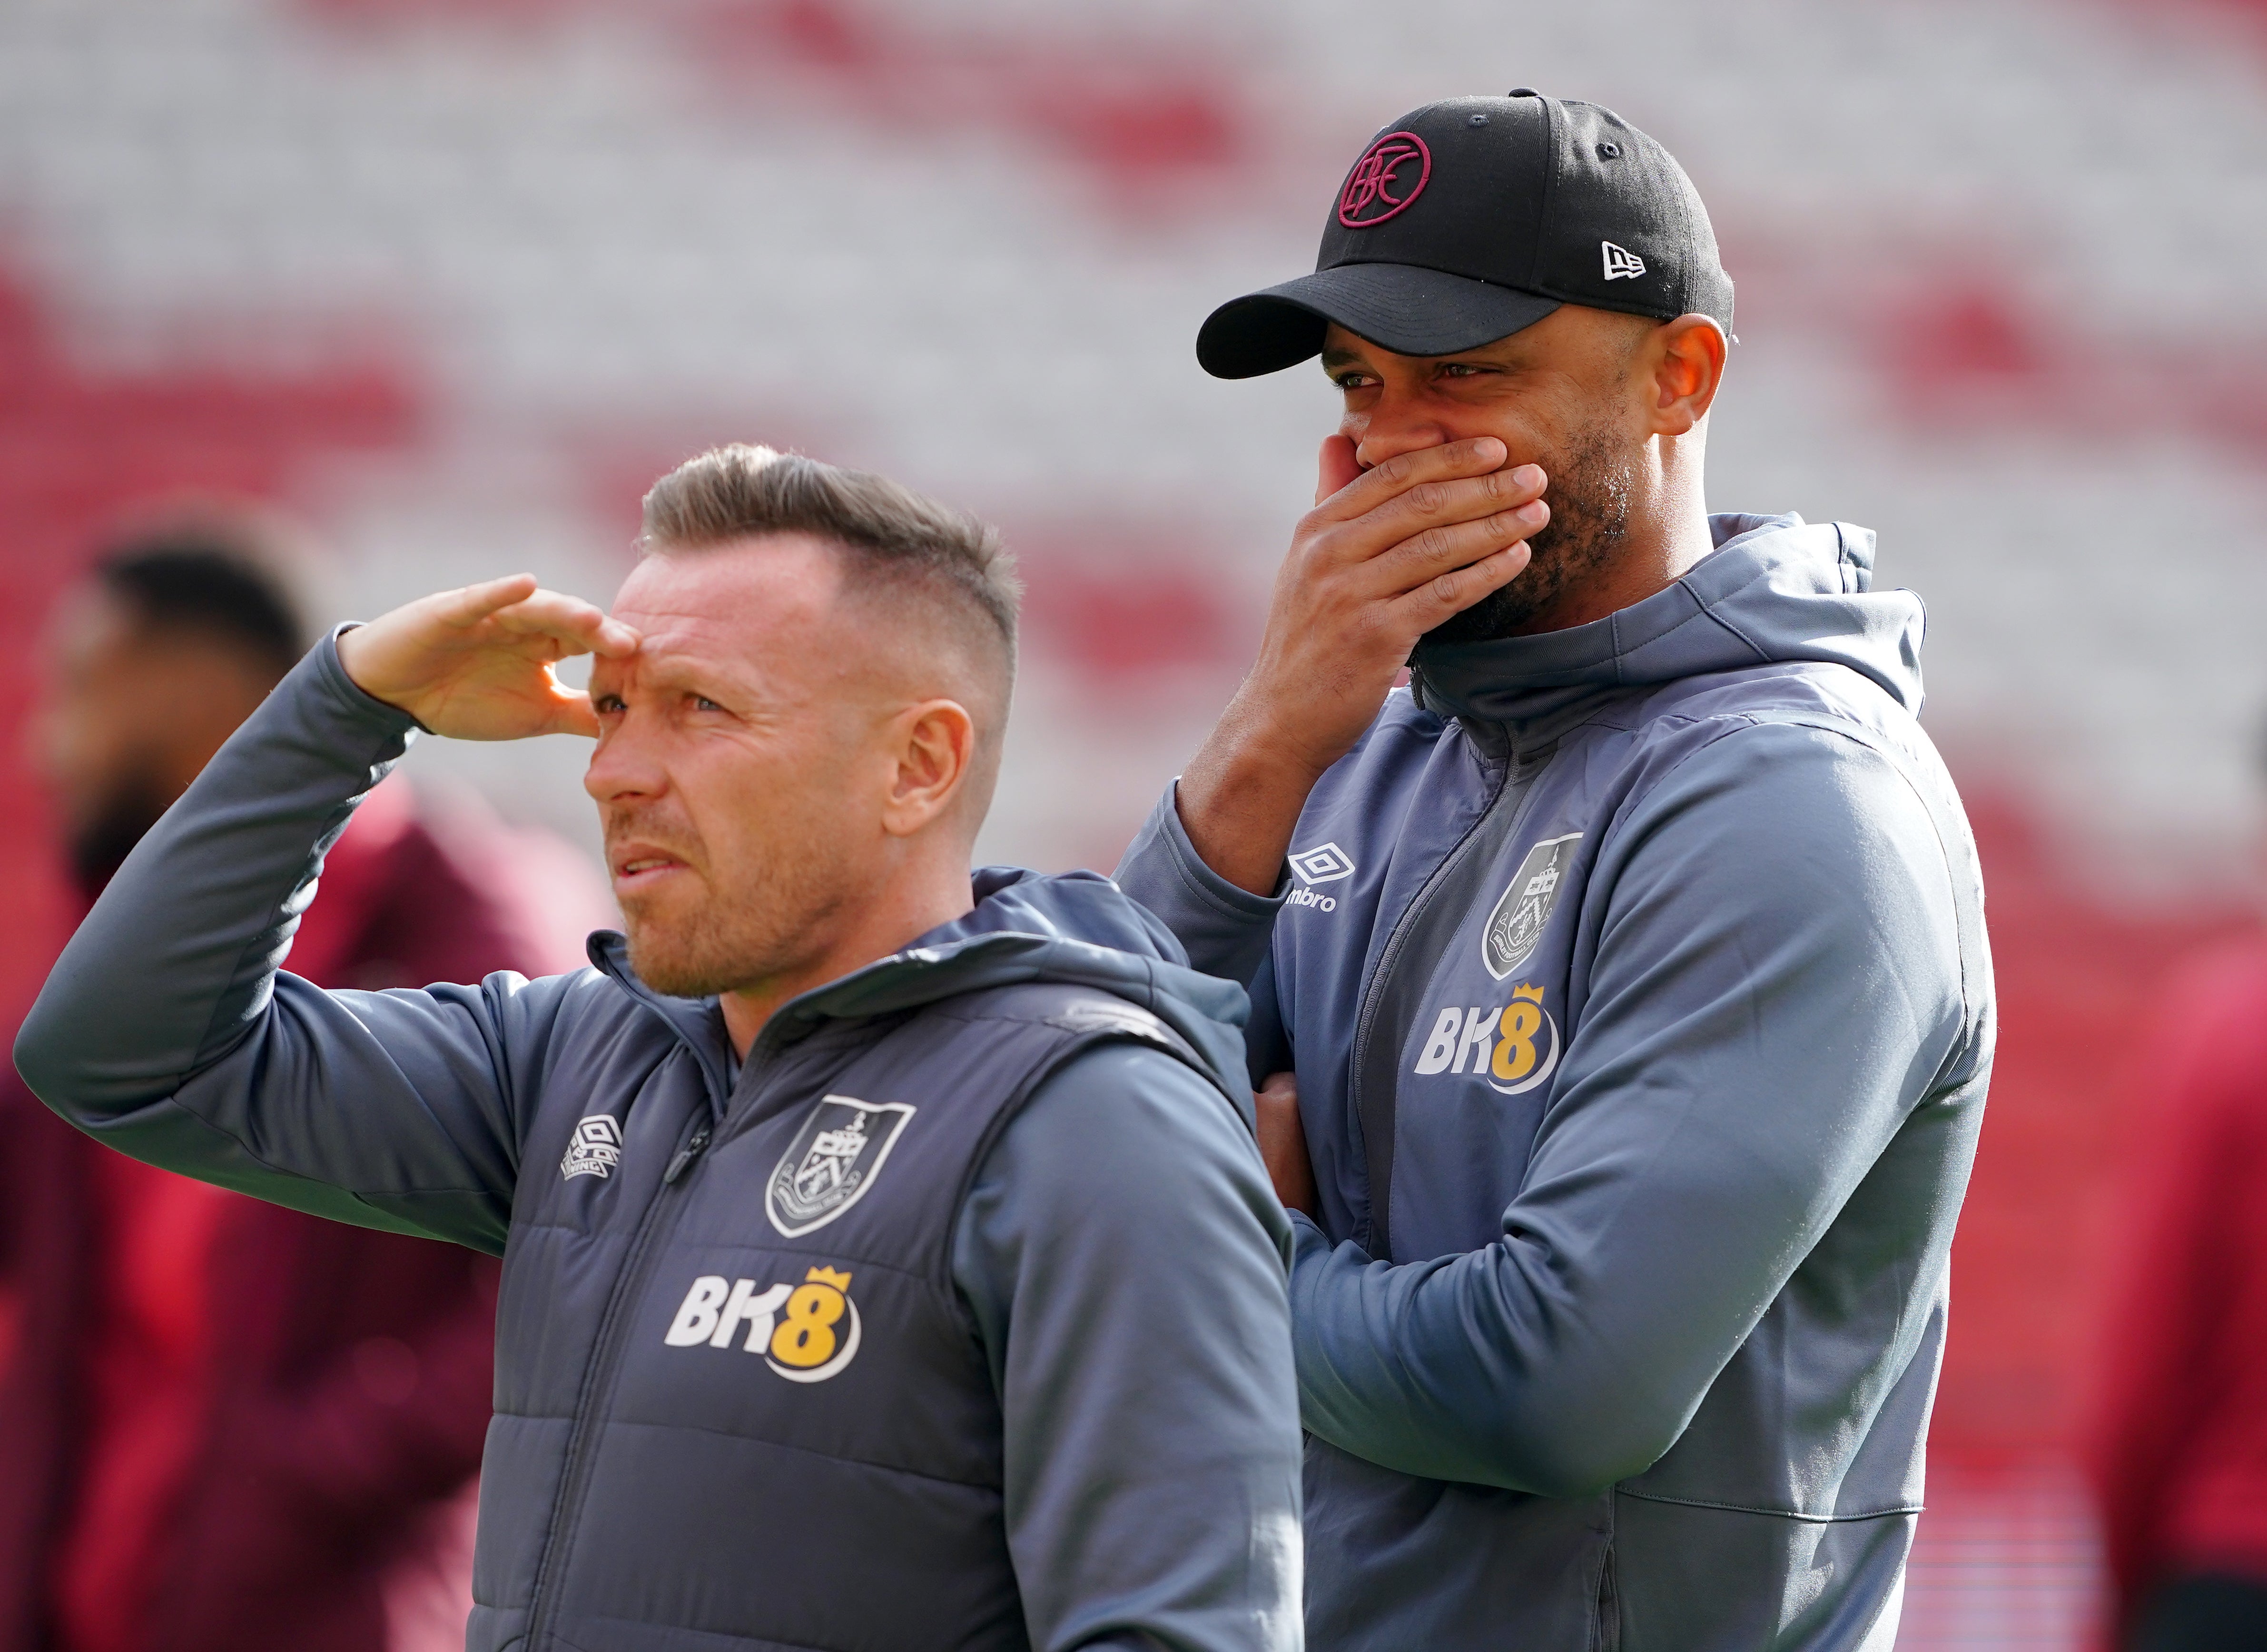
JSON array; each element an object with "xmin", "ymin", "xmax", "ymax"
[
  {"xmin": 436, "ymin": 573, "xmax": 542, "ymax": 630},
  {"xmin": 1367, "ymin": 469, "xmax": 1546, "ymax": 574},
  {"xmin": 1349, "ymin": 463, "xmax": 1547, "ymax": 562},
  {"xmin": 1359, "ymin": 494, "xmax": 1547, "ymax": 600},
  {"xmin": 1254, "ymin": 1086, "xmax": 1301, "ymax": 1150},
  {"xmin": 1308, "ymin": 461, "xmax": 1545, "ymax": 580},
  {"xmin": 540, "ymin": 682, "xmax": 603, "ymax": 739},
  {"xmin": 1252, "ymin": 1075, "xmax": 1316, "ymax": 1216},
  {"xmin": 1314, "ymin": 435, "xmax": 1360, "ymax": 507},
  {"xmin": 493, "ymin": 589, "xmax": 642, "ymax": 658},
  {"xmin": 1386, "ymin": 538, "xmax": 1534, "ymax": 632},
  {"xmin": 1310, "ymin": 436, "xmax": 1509, "ymax": 524}
]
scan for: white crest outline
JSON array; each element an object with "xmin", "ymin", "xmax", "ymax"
[
  {"xmin": 765, "ymin": 1096, "xmax": 916, "ymax": 1238},
  {"xmin": 1480, "ymin": 833, "xmax": 1584, "ymax": 981}
]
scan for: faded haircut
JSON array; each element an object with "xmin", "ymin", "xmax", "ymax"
[{"xmin": 639, "ymin": 445, "xmax": 1020, "ymax": 692}]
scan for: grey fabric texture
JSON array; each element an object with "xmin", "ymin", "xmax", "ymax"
[
  {"xmin": 17, "ymin": 636, "xmax": 1304, "ymax": 1652},
  {"xmin": 1115, "ymin": 513, "xmax": 1992, "ymax": 1651}
]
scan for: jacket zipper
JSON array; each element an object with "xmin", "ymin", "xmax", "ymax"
[
  {"xmin": 1344, "ymin": 738, "xmax": 1543, "ymax": 1255},
  {"xmin": 520, "ymin": 1084, "xmax": 728, "ymax": 1648}
]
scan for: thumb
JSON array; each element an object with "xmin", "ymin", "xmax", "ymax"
[
  {"xmin": 1315, "ymin": 434, "xmax": 1360, "ymax": 505},
  {"xmin": 543, "ymin": 688, "xmax": 602, "ymax": 740}
]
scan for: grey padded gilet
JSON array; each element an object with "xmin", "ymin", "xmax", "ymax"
[{"xmin": 487, "ymin": 979, "xmax": 1214, "ymax": 1652}]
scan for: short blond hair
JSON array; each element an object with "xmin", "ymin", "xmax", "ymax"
[{"xmin": 640, "ymin": 445, "xmax": 1019, "ymax": 678}]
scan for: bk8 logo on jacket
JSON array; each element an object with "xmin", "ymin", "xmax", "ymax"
[
  {"xmin": 1411, "ymin": 984, "xmax": 1562, "ymax": 1095},
  {"xmin": 1405, "ymin": 831, "xmax": 1581, "ymax": 1097},
  {"xmin": 665, "ymin": 1265, "xmax": 861, "ymax": 1382}
]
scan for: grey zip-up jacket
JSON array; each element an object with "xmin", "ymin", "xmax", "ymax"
[
  {"xmin": 1116, "ymin": 514, "xmax": 1992, "ymax": 1650},
  {"xmin": 17, "ymin": 637, "xmax": 1304, "ymax": 1652}
]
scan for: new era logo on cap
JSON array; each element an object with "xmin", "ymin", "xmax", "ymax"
[{"xmin": 1601, "ymin": 241, "xmax": 1646, "ymax": 281}]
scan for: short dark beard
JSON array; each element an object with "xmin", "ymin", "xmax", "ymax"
[
  {"xmin": 67, "ymin": 774, "xmax": 173, "ymax": 903},
  {"xmin": 1421, "ymin": 420, "xmax": 1636, "ymax": 646}
]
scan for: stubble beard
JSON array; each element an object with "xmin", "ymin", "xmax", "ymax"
[
  {"xmin": 1421, "ymin": 419, "xmax": 1638, "ymax": 647},
  {"xmin": 612, "ymin": 813, "xmax": 854, "ymax": 1000}
]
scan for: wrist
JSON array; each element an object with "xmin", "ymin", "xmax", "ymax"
[
  {"xmin": 318, "ymin": 626, "xmax": 427, "ymax": 733},
  {"xmin": 1201, "ymin": 691, "xmax": 1334, "ymax": 793},
  {"xmin": 1181, "ymin": 719, "xmax": 1317, "ymax": 837},
  {"xmin": 331, "ymin": 622, "xmax": 388, "ymax": 700},
  {"xmin": 1176, "ymin": 703, "xmax": 1330, "ymax": 898}
]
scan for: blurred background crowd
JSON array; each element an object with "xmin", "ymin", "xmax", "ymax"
[{"xmin": 1, "ymin": 0, "xmax": 2265, "ymax": 1646}]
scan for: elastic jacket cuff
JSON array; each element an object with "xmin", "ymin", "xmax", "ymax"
[
  {"xmin": 1114, "ymin": 780, "xmax": 1289, "ymax": 989},
  {"xmin": 313, "ymin": 623, "xmax": 427, "ymax": 748}
]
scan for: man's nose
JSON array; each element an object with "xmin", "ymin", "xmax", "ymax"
[
  {"xmin": 1349, "ymin": 392, "xmax": 1457, "ymax": 472},
  {"xmin": 582, "ymin": 722, "xmax": 664, "ymax": 805}
]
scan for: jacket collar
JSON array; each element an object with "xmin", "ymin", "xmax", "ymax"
[
  {"xmin": 1407, "ymin": 512, "xmax": 1922, "ymax": 745},
  {"xmin": 583, "ymin": 866, "xmax": 1251, "ymax": 1106}
]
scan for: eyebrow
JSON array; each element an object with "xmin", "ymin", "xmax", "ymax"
[
  {"xmin": 1320, "ymin": 348, "xmax": 1368, "ymax": 370},
  {"xmin": 589, "ymin": 648, "xmax": 710, "ymax": 693}
]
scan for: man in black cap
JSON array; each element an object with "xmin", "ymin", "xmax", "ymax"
[{"xmin": 1118, "ymin": 92, "xmax": 1992, "ymax": 1649}]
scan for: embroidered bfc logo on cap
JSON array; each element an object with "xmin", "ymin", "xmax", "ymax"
[{"xmin": 1339, "ymin": 131, "xmax": 1431, "ymax": 227}]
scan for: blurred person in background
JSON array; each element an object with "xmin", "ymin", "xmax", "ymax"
[
  {"xmin": 0, "ymin": 508, "xmax": 605, "ymax": 1652},
  {"xmin": 2084, "ymin": 728, "xmax": 2267, "ymax": 1652}
]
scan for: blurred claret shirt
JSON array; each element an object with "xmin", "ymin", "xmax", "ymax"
[{"xmin": 2084, "ymin": 934, "xmax": 2267, "ymax": 1642}]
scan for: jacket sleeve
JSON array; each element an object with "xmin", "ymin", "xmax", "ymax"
[
  {"xmin": 1114, "ymin": 783, "xmax": 1287, "ymax": 992},
  {"xmin": 953, "ymin": 1042, "xmax": 1304, "ymax": 1652},
  {"xmin": 1286, "ymin": 721, "xmax": 1982, "ymax": 1496},
  {"xmin": 13, "ymin": 633, "xmax": 573, "ymax": 1257}
]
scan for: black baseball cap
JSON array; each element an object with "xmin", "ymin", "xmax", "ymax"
[{"xmin": 1197, "ymin": 92, "xmax": 1733, "ymax": 379}]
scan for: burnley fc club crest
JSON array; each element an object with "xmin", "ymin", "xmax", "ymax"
[
  {"xmin": 1481, "ymin": 834, "xmax": 1583, "ymax": 980},
  {"xmin": 766, "ymin": 1095, "xmax": 917, "ymax": 1238}
]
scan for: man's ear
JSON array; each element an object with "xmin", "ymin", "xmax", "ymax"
[
  {"xmin": 1644, "ymin": 315, "xmax": 1727, "ymax": 438},
  {"xmin": 879, "ymin": 698, "xmax": 976, "ymax": 838}
]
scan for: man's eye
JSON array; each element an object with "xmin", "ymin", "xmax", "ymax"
[
  {"xmin": 1440, "ymin": 363, "xmax": 1488, "ymax": 378},
  {"xmin": 594, "ymin": 695, "xmax": 626, "ymax": 714},
  {"xmin": 1334, "ymin": 374, "xmax": 1377, "ymax": 391},
  {"xmin": 693, "ymin": 696, "xmax": 722, "ymax": 713}
]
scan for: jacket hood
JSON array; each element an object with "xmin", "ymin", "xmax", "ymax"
[
  {"xmin": 1409, "ymin": 513, "xmax": 1924, "ymax": 738},
  {"xmin": 590, "ymin": 868, "xmax": 1252, "ymax": 1111}
]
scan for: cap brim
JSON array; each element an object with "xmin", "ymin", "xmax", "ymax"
[{"xmin": 1195, "ymin": 264, "xmax": 1563, "ymax": 379}]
